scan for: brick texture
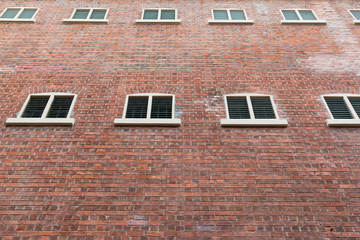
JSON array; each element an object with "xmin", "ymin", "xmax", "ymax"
[{"xmin": 0, "ymin": 0, "xmax": 360, "ymax": 239}]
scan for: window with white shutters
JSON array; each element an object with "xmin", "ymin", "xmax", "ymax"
[
  {"xmin": 6, "ymin": 93, "xmax": 77, "ymax": 126},
  {"xmin": 221, "ymin": 94, "xmax": 287, "ymax": 127},
  {"xmin": 323, "ymin": 95, "xmax": 360, "ymax": 127},
  {"xmin": 114, "ymin": 94, "xmax": 181, "ymax": 126}
]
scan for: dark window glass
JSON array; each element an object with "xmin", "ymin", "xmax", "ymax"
[
  {"xmin": 90, "ymin": 10, "xmax": 106, "ymax": 19},
  {"xmin": 251, "ymin": 97, "xmax": 276, "ymax": 119},
  {"xmin": 1, "ymin": 9, "xmax": 20, "ymax": 18},
  {"xmin": 299, "ymin": 10, "xmax": 317, "ymax": 20},
  {"xmin": 151, "ymin": 97, "xmax": 172, "ymax": 119},
  {"xmin": 213, "ymin": 10, "xmax": 228, "ymax": 20},
  {"xmin": 160, "ymin": 10, "xmax": 175, "ymax": 20},
  {"xmin": 282, "ymin": 10, "xmax": 300, "ymax": 20},
  {"xmin": 47, "ymin": 96, "xmax": 74, "ymax": 118},
  {"xmin": 227, "ymin": 97, "xmax": 250, "ymax": 119},
  {"xmin": 126, "ymin": 97, "xmax": 148, "ymax": 118},
  {"xmin": 349, "ymin": 98, "xmax": 360, "ymax": 118},
  {"xmin": 72, "ymin": 9, "xmax": 89, "ymax": 19},
  {"xmin": 325, "ymin": 97, "xmax": 353, "ymax": 119},
  {"xmin": 230, "ymin": 10, "xmax": 246, "ymax": 20},
  {"xmin": 18, "ymin": 9, "xmax": 37, "ymax": 19},
  {"xmin": 22, "ymin": 96, "xmax": 49, "ymax": 118},
  {"xmin": 143, "ymin": 10, "xmax": 158, "ymax": 20},
  {"xmin": 350, "ymin": 10, "xmax": 360, "ymax": 20}
]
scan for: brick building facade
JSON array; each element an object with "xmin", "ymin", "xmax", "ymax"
[{"xmin": 0, "ymin": 0, "xmax": 360, "ymax": 239}]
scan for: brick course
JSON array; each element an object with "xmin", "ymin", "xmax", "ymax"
[{"xmin": 0, "ymin": 0, "xmax": 360, "ymax": 239}]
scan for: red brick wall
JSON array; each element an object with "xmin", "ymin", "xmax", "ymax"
[{"xmin": 0, "ymin": 0, "xmax": 360, "ymax": 239}]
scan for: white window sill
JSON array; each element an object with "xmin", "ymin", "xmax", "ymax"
[
  {"xmin": 326, "ymin": 119, "xmax": 360, "ymax": 127},
  {"xmin": 0, "ymin": 19, "xmax": 36, "ymax": 22},
  {"xmin": 63, "ymin": 19, "xmax": 109, "ymax": 23},
  {"xmin": 221, "ymin": 119, "xmax": 288, "ymax": 127},
  {"xmin": 114, "ymin": 118, "xmax": 181, "ymax": 127},
  {"xmin": 6, "ymin": 118, "xmax": 75, "ymax": 126},
  {"xmin": 135, "ymin": 19, "xmax": 181, "ymax": 24},
  {"xmin": 354, "ymin": 20, "xmax": 360, "ymax": 24},
  {"xmin": 281, "ymin": 20, "xmax": 327, "ymax": 24},
  {"xmin": 208, "ymin": 20, "xmax": 254, "ymax": 24}
]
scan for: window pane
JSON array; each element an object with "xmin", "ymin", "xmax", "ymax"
[
  {"xmin": 126, "ymin": 97, "xmax": 148, "ymax": 118},
  {"xmin": 213, "ymin": 10, "xmax": 229, "ymax": 20},
  {"xmin": 151, "ymin": 97, "xmax": 172, "ymax": 119},
  {"xmin": 325, "ymin": 97, "xmax": 353, "ymax": 119},
  {"xmin": 350, "ymin": 10, "xmax": 360, "ymax": 20},
  {"xmin": 18, "ymin": 9, "xmax": 37, "ymax": 19},
  {"xmin": 230, "ymin": 10, "xmax": 246, "ymax": 20},
  {"xmin": 349, "ymin": 98, "xmax": 360, "ymax": 118},
  {"xmin": 160, "ymin": 10, "xmax": 175, "ymax": 20},
  {"xmin": 251, "ymin": 97, "xmax": 276, "ymax": 119},
  {"xmin": 90, "ymin": 9, "xmax": 106, "ymax": 19},
  {"xmin": 22, "ymin": 96, "xmax": 49, "ymax": 118},
  {"xmin": 72, "ymin": 9, "xmax": 89, "ymax": 19},
  {"xmin": 1, "ymin": 9, "xmax": 20, "ymax": 19},
  {"xmin": 299, "ymin": 10, "xmax": 317, "ymax": 20},
  {"xmin": 282, "ymin": 10, "xmax": 299, "ymax": 20},
  {"xmin": 47, "ymin": 96, "xmax": 74, "ymax": 118},
  {"xmin": 227, "ymin": 97, "xmax": 250, "ymax": 119},
  {"xmin": 143, "ymin": 10, "xmax": 158, "ymax": 20}
]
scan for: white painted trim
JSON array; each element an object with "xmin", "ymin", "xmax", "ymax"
[
  {"xmin": 6, "ymin": 118, "xmax": 75, "ymax": 126},
  {"xmin": 221, "ymin": 119, "xmax": 288, "ymax": 127},
  {"xmin": 281, "ymin": 20, "xmax": 327, "ymax": 24},
  {"xmin": 354, "ymin": 20, "xmax": 360, "ymax": 24},
  {"xmin": 136, "ymin": 20, "xmax": 181, "ymax": 24},
  {"xmin": 222, "ymin": 94, "xmax": 287, "ymax": 127},
  {"xmin": 7, "ymin": 92, "xmax": 77, "ymax": 126},
  {"xmin": 0, "ymin": 18, "xmax": 36, "ymax": 22},
  {"xmin": 63, "ymin": 8, "xmax": 109, "ymax": 23},
  {"xmin": 326, "ymin": 119, "xmax": 360, "ymax": 127},
  {"xmin": 114, "ymin": 118, "xmax": 181, "ymax": 127},
  {"xmin": 137, "ymin": 8, "xmax": 180, "ymax": 23},
  {"xmin": 0, "ymin": 7, "xmax": 39, "ymax": 22},
  {"xmin": 280, "ymin": 9, "xmax": 326, "ymax": 24},
  {"xmin": 63, "ymin": 19, "xmax": 109, "ymax": 23},
  {"xmin": 208, "ymin": 20, "xmax": 254, "ymax": 24}
]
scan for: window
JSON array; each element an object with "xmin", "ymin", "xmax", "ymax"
[
  {"xmin": 0, "ymin": 7, "xmax": 39, "ymax": 22},
  {"xmin": 349, "ymin": 10, "xmax": 360, "ymax": 24},
  {"xmin": 114, "ymin": 94, "xmax": 181, "ymax": 126},
  {"xmin": 221, "ymin": 94, "xmax": 288, "ymax": 127},
  {"xmin": 322, "ymin": 94, "xmax": 360, "ymax": 127},
  {"xmin": 280, "ymin": 9, "xmax": 326, "ymax": 24},
  {"xmin": 63, "ymin": 8, "xmax": 109, "ymax": 23},
  {"xmin": 136, "ymin": 9, "xmax": 181, "ymax": 23},
  {"xmin": 6, "ymin": 93, "xmax": 77, "ymax": 126},
  {"xmin": 209, "ymin": 9, "xmax": 253, "ymax": 24}
]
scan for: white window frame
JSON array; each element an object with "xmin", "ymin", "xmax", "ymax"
[
  {"xmin": 6, "ymin": 93, "xmax": 77, "ymax": 126},
  {"xmin": 0, "ymin": 7, "xmax": 39, "ymax": 22},
  {"xmin": 136, "ymin": 8, "xmax": 181, "ymax": 24},
  {"xmin": 208, "ymin": 9, "xmax": 254, "ymax": 24},
  {"xmin": 280, "ymin": 9, "xmax": 326, "ymax": 24},
  {"xmin": 63, "ymin": 8, "xmax": 109, "ymax": 23},
  {"xmin": 348, "ymin": 10, "xmax": 360, "ymax": 24},
  {"xmin": 322, "ymin": 94, "xmax": 360, "ymax": 127},
  {"xmin": 221, "ymin": 94, "xmax": 288, "ymax": 127},
  {"xmin": 114, "ymin": 93, "xmax": 181, "ymax": 126}
]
